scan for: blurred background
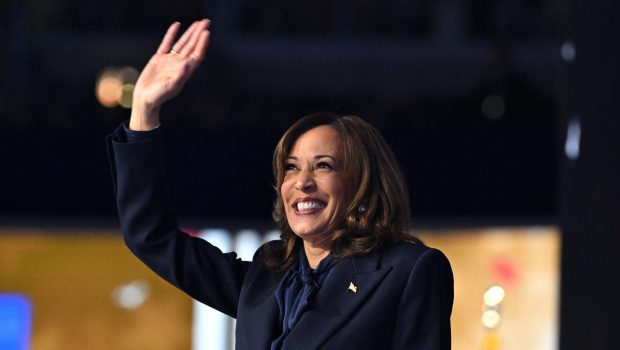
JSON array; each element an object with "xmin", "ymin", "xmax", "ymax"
[{"xmin": 0, "ymin": 0, "xmax": 618, "ymax": 349}]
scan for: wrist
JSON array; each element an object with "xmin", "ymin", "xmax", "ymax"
[{"xmin": 129, "ymin": 102, "xmax": 160, "ymax": 131}]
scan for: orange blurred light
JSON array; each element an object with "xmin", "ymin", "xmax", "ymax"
[
  {"xmin": 96, "ymin": 70, "xmax": 122, "ymax": 108},
  {"xmin": 96, "ymin": 66, "xmax": 139, "ymax": 109}
]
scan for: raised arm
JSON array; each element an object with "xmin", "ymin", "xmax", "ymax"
[
  {"xmin": 107, "ymin": 20, "xmax": 251, "ymax": 318},
  {"xmin": 129, "ymin": 19, "xmax": 210, "ymax": 131}
]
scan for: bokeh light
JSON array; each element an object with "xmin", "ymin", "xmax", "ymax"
[
  {"xmin": 119, "ymin": 66, "xmax": 139, "ymax": 84},
  {"xmin": 111, "ymin": 280, "xmax": 150, "ymax": 309},
  {"xmin": 481, "ymin": 95, "xmax": 506, "ymax": 119},
  {"xmin": 119, "ymin": 84, "xmax": 135, "ymax": 108},
  {"xmin": 482, "ymin": 309, "xmax": 502, "ymax": 329},
  {"xmin": 565, "ymin": 116, "xmax": 581, "ymax": 161},
  {"xmin": 96, "ymin": 70, "xmax": 122, "ymax": 108},
  {"xmin": 95, "ymin": 66, "xmax": 139, "ymax": 109},
  {"xmin": 484, "ymin": 285, "xmax": 506, "ymax": 307},
  {"xmin": 561, "ymin": 40, "xmax": 576, "ymax": 62}
]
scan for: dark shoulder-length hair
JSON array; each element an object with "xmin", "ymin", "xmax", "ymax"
[{"xmin": 265, "ymin": 112, "xmax": 422, "ymax": 271}]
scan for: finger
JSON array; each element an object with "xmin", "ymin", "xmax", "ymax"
[
  {"xmin": 190, "ymin": 30, "xmax": 210, "ymax": 63},
  {"xmin": 180, "ymin": 20, "xmax": 209, "ymax": 57},
  {"xmin": 181, "ymin": 31, "xmax": 210, "ymax": 75},
  {"xmin": 171, "ymin": 21, "xmax": 200, "ymax": 53},
  {"xmin": 156, "ymin": 22, "xmax": 181, "ymax": 54}
]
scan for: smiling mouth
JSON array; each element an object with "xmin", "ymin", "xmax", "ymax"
[{"xmin": 295, "ymin": 200, "xmax": 326, "ymax": 212}]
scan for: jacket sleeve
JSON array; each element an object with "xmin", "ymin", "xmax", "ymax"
[
  {"xmin": 106, "ymin": 124, "xmax": 250, "ymax": 318},
  {"xmin": 393, "ymin": 248, "xmax": 454, "ymax": 349}
]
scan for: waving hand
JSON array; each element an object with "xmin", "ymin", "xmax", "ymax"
[{"xmin": 130, "ymin": 19, "xmax": 211, "ymax": 131}]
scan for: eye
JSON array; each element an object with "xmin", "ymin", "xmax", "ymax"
[
  {"xmin": 316, "ymin": 161, "xmax": 333, "ymax": 170},
  {"xmin": 284, "ymin": 163, "xmax": 298, "ymax": 171}
]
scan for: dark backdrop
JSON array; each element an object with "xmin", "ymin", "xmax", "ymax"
[{"xmin": 0, "ymin": 0, "xmax": 559, "ymax": 222}]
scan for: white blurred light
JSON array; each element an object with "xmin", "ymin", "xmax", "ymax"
[
  {"xmin": 111, "ymin": 280, "xmax": 150, "ymax": 309},
  {"xmin": 194, "ymin": 229, "xmax": 234, "ymax": 350},
  {"xmin": 481, "ymin": 95, "xmax": 505, "ymax": 119},
  {"xmin": 564, "ymin": 116, "xmax": 581, "ymax": 160},
  {"xmin": 263, "ymin": 230, "xmax": 281, "ymax": 243},
  {"xmin": 235, "ymin": 230, "xmax": 262, "ymax": 262},
  {"xmin": 484, "ymin": 285, "xmax": 506, "ymax": 307},
  {"xmin": 199, "ymin": 229, "xmax": 233, "ymax": 251},
  {"xmin": 561, "ymin": 41, "xmax": 576, "ymax": 62},
  {"xmin": 482, "ymin": 310, "xmax": 502, "ymax": 329}
]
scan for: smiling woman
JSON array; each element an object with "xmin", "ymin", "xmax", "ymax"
[
  {"xmin": 269, "ymin": 113, "xmax": 424, "ymax": 272},
  {"xmin": 107, "ymin": 19, "xmax": 453, "ymax": 350},
  {"xmin": 280, "ymin": 125, "xmax": 351, "ymax": 261}
]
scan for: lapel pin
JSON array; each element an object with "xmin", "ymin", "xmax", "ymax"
[{"xmin": 347, "ymin": 281, "xmax": 358, "ymax": 294}]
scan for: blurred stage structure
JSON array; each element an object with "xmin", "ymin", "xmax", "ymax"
[
  {"xmin": 0, "ymin": 225, "xmax": 559, "ymax": 350},
  {"xmin": 558, "ymin": 0, "xmax": 620, "ymax": 348}
]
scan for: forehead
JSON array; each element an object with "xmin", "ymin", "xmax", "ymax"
[{"xmin": 289, "ymin": 126, "xmax": 343, "ymax": 156}]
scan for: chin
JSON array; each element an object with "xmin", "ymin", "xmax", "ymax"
[
  {"xmin": 291, "ymin": 227, "xmax": 320, "ymax": 239},
  {"xmin": 290, "ymin": 222, "xmax": 335, "ymax": 242}
]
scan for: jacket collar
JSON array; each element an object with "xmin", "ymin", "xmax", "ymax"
[
  {"xmin": 282, "ymin": 252, "xmax": 391, "ymax": 349},
  {"xmin": 239, "ymin": 251, "xmax": 390, "ymax": 350}
]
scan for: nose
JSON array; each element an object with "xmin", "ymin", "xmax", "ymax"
[{"xmin": 294, "ymin": 169, "xmax": 316, "ymax": 192}]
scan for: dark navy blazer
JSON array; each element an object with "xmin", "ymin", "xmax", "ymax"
[{"xmin": 107, "ymin": 125, "xmax": 454, "ymax": 349}]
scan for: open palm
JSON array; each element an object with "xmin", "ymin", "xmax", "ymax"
[{"xmin": 130, "ymin": 19, "xmax": 210, "ymax": 130}]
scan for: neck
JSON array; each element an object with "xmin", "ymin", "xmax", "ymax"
[{"xmin": 302, "ymin": 240, "xmax": 331, "ymax": 269}]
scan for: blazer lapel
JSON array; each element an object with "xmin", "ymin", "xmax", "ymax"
[{"xmin": 283, "ymin": 254, "xmax": 392, "ymax": 349}]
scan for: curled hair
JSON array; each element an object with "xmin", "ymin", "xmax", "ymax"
[{"xmin": 265, "ymin": 112, "xmax": 422, "ymax": 271}]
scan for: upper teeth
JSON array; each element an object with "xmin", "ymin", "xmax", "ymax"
[{"xmin": 297, "ymin": 201, "xmax": 325, "ymax": 211}]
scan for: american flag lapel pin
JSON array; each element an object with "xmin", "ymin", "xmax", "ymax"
[{"xmin": 347, "ymin": 281, "xmax": 358, "ymax": 294}]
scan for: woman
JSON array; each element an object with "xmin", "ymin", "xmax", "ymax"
[{"xmin": 107, "ymin": 19, "xmax": 453, "ymax": 349}]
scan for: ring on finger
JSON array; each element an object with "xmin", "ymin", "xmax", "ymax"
[{"xmin": 169, "ymin": 49, "xmax": 180, "ymax": 55}]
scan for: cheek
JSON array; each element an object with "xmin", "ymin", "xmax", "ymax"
[
  {"xmin": 327, "ymin": 179, "xmax": 353, "ymax": 207},
  {"xmin": 280, "ymin": 179, "xmax": 293, "ymax": 203},
  {"xmin": 339, "ymin": 181, "xmax": 355, "ymax": 208}
]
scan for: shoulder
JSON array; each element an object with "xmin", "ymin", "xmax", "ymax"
[
  {"xmin": 246, "ymin": 239, "xmax": 287, "ymax": 276},
  {"xmin": 252, "ymin": 239, "xmax": 285, "ymax": 261},
  {"xmin": 239, "ymin": 240, "xmax": 294, "ymax": 292},
  {"xmin": 380, "ymin": 241, "xmax": 452, "ymax": 278},
  {"xmin": 378, "ymin": 242, "xmax": 453, "ymax": 312}
]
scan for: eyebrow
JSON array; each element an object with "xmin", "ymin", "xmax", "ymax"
[{"xmin": 286, "ymin": 155, "xmax": 336, "ymax": 161}]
